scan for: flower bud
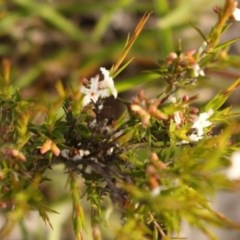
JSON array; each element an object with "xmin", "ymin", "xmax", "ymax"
[{"xmin": 11, "ymin": 149, "xmax": 26, "ymax": 162}]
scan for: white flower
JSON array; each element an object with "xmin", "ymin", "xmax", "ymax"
[
  {"xmin": 99, "ymin": 67, "xmax": 118, "ymax": 98},
  {"xmin": 226, "ymin": 151, "xmax": 240, "ymax": 180},
  {"xmin": 80, "ymin": 68, "xmax": 118, "ymax": 107},
  {"xmin": 184, "ymin": 109, "xmax": 214, "ymax": 142},
  {"xmin": 80, "ymin": 75, "xmax": 109, "ymax": 106},
  {"xmin": 80, "ymin": 76, "xmax": 99, "ymax": 106},
  {"xmin": 191, "ymin": 109, "xmax": 213, "ymax": 137},
  {"xmin": 193, "ymin": 64, "xmax": 205, "ymax": 77},
  {"xmin": 176, "ymin": 109, "xmax": 214, "ymax": 144},
  {"xmin": 233, "ymin": 7, "xmax": 240, "ymax": 21}
]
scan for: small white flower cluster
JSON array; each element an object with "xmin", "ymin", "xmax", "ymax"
[
  {"xmin": 193, "ymin": 64, "xmax": 205, "ymax": 78},
  {"xmin": 177, "ymin": 109, "xmax": 214, "ymax": 144},
  {"xmin": 193, "ymin": 42, "xmax": 207, "ymax": 77},
  {"xmin": 226, "ymin": 151, "xmax": 240, "ymax": 180},
  {"xmin": 188, "ymin": 109, "xmax": 214, "ymax": 142},
  {"xmin": 80, "ymin": 67, "xmax": 118, "ymax": 107}
]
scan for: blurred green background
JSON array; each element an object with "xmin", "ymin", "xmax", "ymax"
[{"xmin": 0, "ymin": 0, "xmax": 227, "ymax": 99}]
